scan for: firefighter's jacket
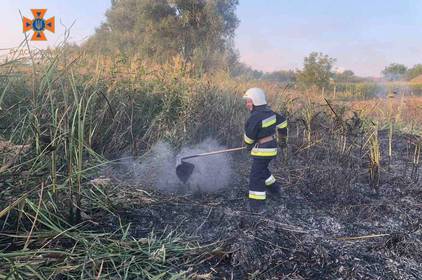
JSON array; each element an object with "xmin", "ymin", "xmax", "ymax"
[{"xmin": 243, "ymin": 105, "xmax": 288, "ymax": 158}]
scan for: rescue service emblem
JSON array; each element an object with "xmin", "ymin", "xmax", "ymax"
[{"xmin": 22, "ymin": 9, "xmax": 55, "ymax": 41}]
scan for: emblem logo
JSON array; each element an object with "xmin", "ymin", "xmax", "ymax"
[{"xmin": 22, "ymin": 9, "xmax": 55, "ymax": 41}]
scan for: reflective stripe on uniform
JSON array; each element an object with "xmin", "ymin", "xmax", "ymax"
[
  {"xmin": 249, "ymin": 191, "xmax": 266, "ymax": 200},
  {"xmin": 277, "ymin": 120, "xmax": 287, "ymax": 129},
  {"xmin": 251, "ymin": 147, "xmax": 277, "ymax": 157},
  {"xmin": 262, "ymin": 115, "xmax": 276, "ymax": 128},
  {"xmin": 265, "ymin": 175, "xmax": 276, "ymax": 186},
  {"xmin": 244, "ymin": 134, "xmax": 255, "ymax": 145}
]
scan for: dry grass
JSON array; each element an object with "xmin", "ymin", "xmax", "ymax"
[{"xmin": 348, "ymin": 96, "xmax": 422, "ymax": 133}]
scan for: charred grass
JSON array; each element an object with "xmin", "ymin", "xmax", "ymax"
[{"xmin": 91, "ymin": 126, "xmax": 422, "ymax": 279}]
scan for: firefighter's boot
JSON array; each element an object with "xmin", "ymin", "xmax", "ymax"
[
  {"xmin": 248, "ymin": 199, "xmax": 267, "ymax": 214},
  {"xmin": 267, "ymin": 183, "xmax": 283, "ymax": 201}
]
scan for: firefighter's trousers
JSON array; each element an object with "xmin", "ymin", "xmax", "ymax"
[{"xmin": 248, "ymin": 157, "xmax": 277, "ymax": 202}]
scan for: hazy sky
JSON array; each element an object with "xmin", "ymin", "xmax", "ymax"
[{"xmin": 2, "ymin": 0, "xmax": 422, "ymax": 77}]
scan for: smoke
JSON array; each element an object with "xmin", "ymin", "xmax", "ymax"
[
  {"xmin": 374, "ymin": 83, "xmax": 411, "ymax": 99},
  {"xmin": 176, "ymin": 138, "xmax": 234, "ymax": 192},
  {"xmin": 108, "ymin": 138, "xmax": 234, "ymax": 193},
  {"xmin": 374, "ymin": 83, "xmax": 388, "ymax": 98}
]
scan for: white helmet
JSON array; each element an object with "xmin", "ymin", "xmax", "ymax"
[{"xmin": 243, "ymin": 87, "xmax": 267, "ymax": 106}]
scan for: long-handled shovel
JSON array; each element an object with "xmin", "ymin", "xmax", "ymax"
[{"xmin": 176, "ymin": 146, "xmax": 245, "ymax": 183}]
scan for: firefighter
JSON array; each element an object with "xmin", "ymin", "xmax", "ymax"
[{"xmin": 242, "ymin": 87, "xmax": 288, "ymax": 213}]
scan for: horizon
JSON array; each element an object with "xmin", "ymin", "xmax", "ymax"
[{"xmin": 2, "ymin": 0, "xmax": 422, "ymax": 77}]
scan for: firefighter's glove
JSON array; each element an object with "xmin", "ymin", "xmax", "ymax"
[{"xmin": 246, "ymin": 144, "xmax": 254, "ymax": 151}]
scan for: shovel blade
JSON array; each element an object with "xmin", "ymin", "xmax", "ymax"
[{"xmin": 176, "ymin": 161, "xmax": 195, "ymax": 183}]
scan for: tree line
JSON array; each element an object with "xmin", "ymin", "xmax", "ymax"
[
  {"xmin": 82, "ymin": 0, "xmax": 422, "ymax": 89},
  {"xmin": 382, "ymin": 63, "xmax": 422, "ymax": 81}
]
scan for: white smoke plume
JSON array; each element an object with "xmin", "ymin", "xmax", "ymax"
[{"xmin": 109, "ymin": 138, "xmax": 235, "ymax": 193}]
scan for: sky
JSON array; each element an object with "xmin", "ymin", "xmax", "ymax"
[{"xmin": 2, "ymin": 0, "xmax": 422, "ymax": 77}]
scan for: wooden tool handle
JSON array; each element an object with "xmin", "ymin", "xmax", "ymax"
[{"xmin": 181, "ymin": 146, "xmax": 245, "ymax": 160}]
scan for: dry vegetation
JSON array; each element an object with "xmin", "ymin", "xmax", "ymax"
[
  {"xmin": 349, "ymin": 96, "xmax": 422, "ymax": 131},
  {"xmin": 0, "ymin": 44, "xmax": 422, "ymax": 279}
]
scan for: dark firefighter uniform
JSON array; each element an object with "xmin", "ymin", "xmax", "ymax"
[{"xmin": 244, "ymin": 105, "xmax": 288, "ymax": 208}]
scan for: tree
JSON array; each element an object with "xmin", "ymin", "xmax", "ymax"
[
  {"xmin": 229, "ymin": 62, "xmax": 264, "ymax": 80},
  {"xmin": 406, "ymin": 64, "xmax": 422, "ymax": 80},
  {"xmin": 84, "ymin": 0, "xmax": 239, "ymax": 72},
  {"xmin": 334, "ymin": 69, "xmax": 361, "ymax": 83},
  {"xmin": 382, "ymin": 63, "xmax": 407, "ymax": 81},
  {"xmin": 297, "ymin": 52, "xmax": 336, "ymax": 89},
  {"xmin": 261, "ymin": 70, "xmax": 296, "ymax": 83}
]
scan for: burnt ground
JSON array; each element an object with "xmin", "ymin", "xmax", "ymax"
[{"xmin": 93, "ymin": 131, "xmax": 422, "ymax": 279}]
